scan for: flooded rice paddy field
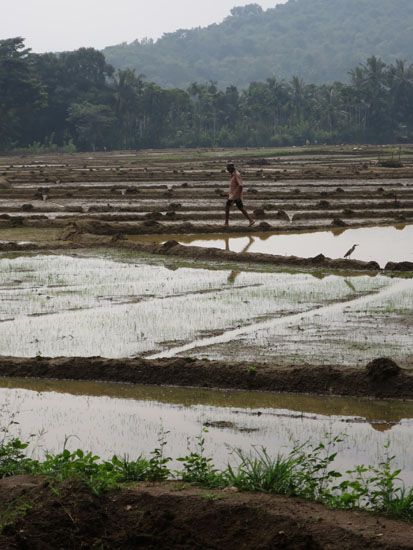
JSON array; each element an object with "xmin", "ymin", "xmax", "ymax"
[
  {"xmin": 1, "ymin": 147, "xmax": 413, "ymax": 235},
  {"xmin": 1, "ymin": 147, "xmax": 413, "ymax": 480},
  {"xmin": 2, "ymin": 377, "xmax": 413, "ymax": 484},
  {"xmin": 0, "ymin": 250, "xmax": 411, "ymax": 366}
]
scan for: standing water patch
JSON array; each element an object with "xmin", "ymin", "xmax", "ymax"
[
  {"xmin": 172, "ymin": 225, "xmax": 413, "ymax": 267},
  {"xmin": 1, "ymin": 378, "xmax": 413, "ymax": 484}
]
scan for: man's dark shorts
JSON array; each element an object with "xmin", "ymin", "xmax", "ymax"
[{"xmin": 226, "ymin": 199, "xmax": 244, "ymax": 210}]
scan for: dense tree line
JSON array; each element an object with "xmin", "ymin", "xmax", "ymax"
[
  {"xmin": 1, "ymin": 37, "xmax": 413, "ymax": 152},
  {"xmin": 104, "ymin": 0, "xmax": 413, "ymax": 88}
]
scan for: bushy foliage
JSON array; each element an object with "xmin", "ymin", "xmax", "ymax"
[
  {"xmin": 1, "ymin": 38, "xmax": 413, "ymax": 151},
  {"xmin": 103, "ymin": 0, "xmax": 413, "ymax": 88},
  {"xmin": 2, "ymin": 433, "xmax": 413, "ymax": 521}
]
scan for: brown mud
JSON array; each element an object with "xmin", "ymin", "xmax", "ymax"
[
  {"xmin": 0, "ymin": 356, "xmax": 412, "ymax": 399},
  {"xmin": 1, "ymin": 148, "xmax": 413, "ymax": 237},
  {"xmin": 1, "ymin": 148, "xmax": 413, "ymax": 275},
  {"xmin": 1, "ymin": 477, "xmax": 413, "ymax": 549}
]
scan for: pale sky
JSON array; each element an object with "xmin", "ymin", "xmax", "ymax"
[{"xmin": 2, "ymin": 0, "xmax": 287, "ymax": 53}]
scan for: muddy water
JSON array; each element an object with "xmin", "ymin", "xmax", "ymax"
[
  {"xmin": 170, "ymin": 225, "xmax": 413, "ymax": 267},
  {"xmin": 1, "ymin": 377, "xmax": 413, "ymax": 483},
  {"xmin": 0, "ymin": 252, "xmax": 411, "ymax": 364},
  {"xmin": 0, "ymin": 228, "xmax": 60, "ymax": 242}
]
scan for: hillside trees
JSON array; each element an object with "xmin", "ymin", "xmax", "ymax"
[
  {"xmin": 1, "ymin": 38, "xmax": 413, "ymax": 151},
  {"xmin": 103, "ymin": 0, "xmax": 413, "ymax": 88},
  {"xmin": 27, "ymin": 47, "xmax": 115, "ymax": 148},
  {"xmin": 0, "ymin": 38, "xmax": 46, "ymax": 148}
]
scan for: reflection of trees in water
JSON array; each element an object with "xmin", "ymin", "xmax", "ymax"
[{"xmin": 226, "ymin": 236, "xmax": 254, "ymax": 284}]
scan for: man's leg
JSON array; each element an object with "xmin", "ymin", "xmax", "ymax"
[
  {"xmin": 236, "ymin": 201, "xmax": 255, "ymax": 225},
  {"xmin": 225, "ymin": 200, "xmax": 232, "ymax": 226}
]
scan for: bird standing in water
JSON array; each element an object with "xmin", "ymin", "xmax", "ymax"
[{"xmin": 344, "ymin": 244, "xmax": 358, "ymax": 258}]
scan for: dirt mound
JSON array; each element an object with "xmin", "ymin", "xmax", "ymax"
[
  {"xmin": 59, "ymin": 220, "xmax": 128, "ymax": 242},
  {"xmin": 366, "ymin": 358, "xmax": 401, "ymax": 382},
  {"xmin": 162, "ymin": 240, "xmax": 180, "ymax": 251},
  {"xmin": 1, "ymin": 478, "xmax": 412, "ymax": 549},
  {"xmin": 331, "ymin": 218, "xmax": 347, "ymax": 227},
  {"xmin": 0, "ymin": 356, "xmax": 412, "ymax": 399},
  {"xmin": 385, "ymin": 261, "xmax": 413, "ymax": 272},
  {"xmin": 60, "ymin": 220, "xmax": 120, "ymax": 238},
  {"xmin": 144, "ymin": 211, "xmax": 164, "ymax": 220},
  {"xmin": 310, "ymin": 254, "xmax": 326, "ymax": 263},
  {"xmin": 258, "ymin": 221, "xmax": 272, "ymax": 230},
  {"xmin": 253, "ymin": 208, "xmax": 266, "ymax": 219},
  {"xmin": 0, "ymin": 176, "xmax": 10, "ymax": 189},
  {"xmin": 134, "ymin": 241, "xmax": 380, "ymax": 272},
  {"xmin": 276, "ymin": 209, "xmax": 290, "ymax": 221}
]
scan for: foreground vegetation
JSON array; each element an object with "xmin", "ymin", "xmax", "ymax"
[
  {"xmin": 1, "ymin": 37, "xmax": 413, "ymax": 152},
  {"xmin": 1, "ymin": 432, "xmax": 413, "ymax": 523}
]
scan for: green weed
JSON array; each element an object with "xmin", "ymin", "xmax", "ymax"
[
  {"xmin": 226, "ymin": 447, "xmax": 296, "ymax": 494},
  {"xmin": 1, "ymin": 432, "xmax": 413, "ymax": 521},
  {"xmin": 145, "ymin": 430, "xmax": 172, "ymax": 482},
  {"xmin": 177, "ymin": 430, "xmax": 224, "ymax": 488}
]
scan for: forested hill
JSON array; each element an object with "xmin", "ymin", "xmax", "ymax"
[{"xmin": 103, "ymin": 0, "xmax": 413, "ymax": 88}]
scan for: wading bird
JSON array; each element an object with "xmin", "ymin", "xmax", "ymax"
[{"xmin": 344, "ymin": 244, "xmax": 358, "ymax": 258}]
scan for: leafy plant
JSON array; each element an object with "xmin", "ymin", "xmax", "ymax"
[
  {"xmin": 0, "ymin": 438, "xmax": 34, "ymax": 478},
  {"xmin": 1, "ymin": 431, "xmax": 413, "ymax": 522},
  {"xmin": 290, "ymin": 434, "xmax": 344, "ymax": 500},
  {"xmin": 38, "ymin": 448, "xmax": 118, "ymax": 495},
  {"xmin": 109, "ymin": 455, "xmax": 150, "ymax": 483},
  {"xmin": 177, "ymin": 430, "xmax": 224, "ymax": 487},
  {"xmin": 145, "ymin": 431, "xmax": 171, "ymax": 482}
]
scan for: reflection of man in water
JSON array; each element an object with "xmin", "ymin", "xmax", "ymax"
[
  {"xmin": 225, "ymin": 162, "xmax": 255, "ymax": 227},
  {"xmin": 225, "ymin": 235, "xmax": 255, "ymax": 284}
]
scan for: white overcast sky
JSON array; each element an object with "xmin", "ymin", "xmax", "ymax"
[{"xmin": 2, "ymin": 0, "xmax": 287, "ymax": 53}]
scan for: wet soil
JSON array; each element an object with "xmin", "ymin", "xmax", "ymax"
[
  {"xmin": 0, "ymin": 148, "xmax": 413, "ymax": 239},
  {"xmin": 0, "ymin": 356, "xmax": 412, "ymax": 399},
  {"xmin": 0, "ymin": 477, "xmax": 412, "ymax": 549},
  {"xmin": 0, "ymin": 148, "xmax": 412, "ymax": 397},
  {"xmin": 1, "ymin": 149, "xmax": 413, "ymax": 546},
  {"xmin": 1, "ymin": 148, "xmax": 413, "ymax": 272}
]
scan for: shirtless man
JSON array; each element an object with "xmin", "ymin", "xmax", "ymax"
[{"xmin": 224, "ymin": 162, "xmax": 255, "ymax": 227}]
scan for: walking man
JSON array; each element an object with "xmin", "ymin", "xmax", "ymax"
[{"xmin": 224, "ymin": 162, "xmax": 255, "ymax": 227}]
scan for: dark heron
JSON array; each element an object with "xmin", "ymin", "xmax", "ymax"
[{"xmin": 344, "ymin": 244, "xmax": 358, "ymax": 258}]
